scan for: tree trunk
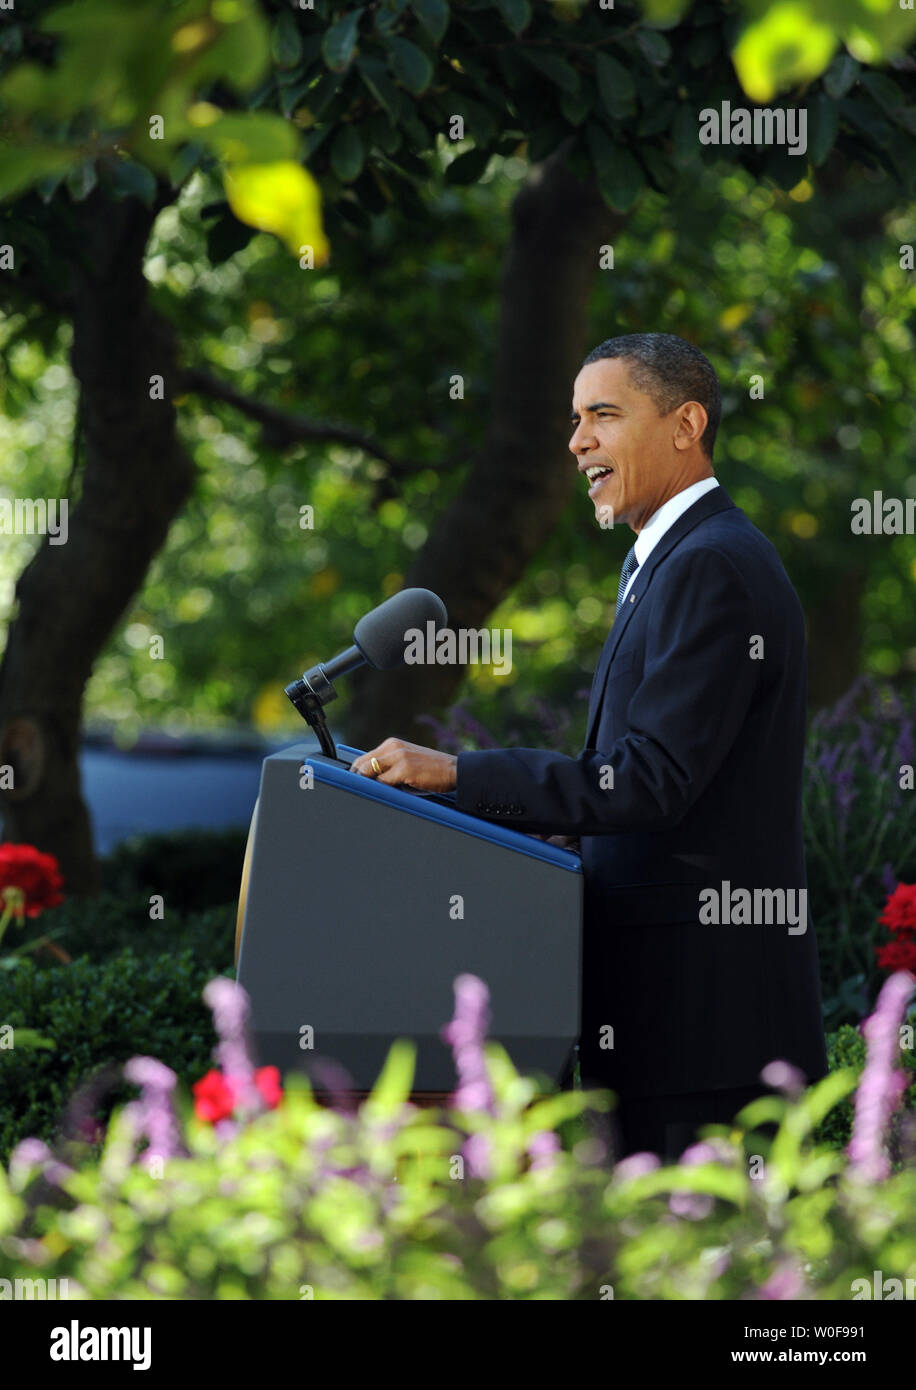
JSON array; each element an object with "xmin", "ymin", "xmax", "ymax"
[
  {"xmin": 806, "ymin": 566, "xmax": 867, "ymax": 710},
  {"xmin": 345, "ymin": 147, "xmax": 627, "ymax": 747},
  {"xmin": 0, "ymin": 195, "xmax": 194, "ymax": 894},
  {"xmin": 796, "ymin": 153, "xmax": 895, "ymax": 709}
]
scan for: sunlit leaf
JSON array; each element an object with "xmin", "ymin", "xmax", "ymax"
[
  {"xmin": 732, "ymin": 1, "xmax": 838, "ymax": 102},
  {"xmin": 224, "ymin": 160, "xmax": 328, "ymax": 260}
]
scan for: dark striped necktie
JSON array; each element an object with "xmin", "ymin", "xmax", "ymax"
[{"xmin": 615, "ymin": 545, "xmax": 639, "ymax": 614}]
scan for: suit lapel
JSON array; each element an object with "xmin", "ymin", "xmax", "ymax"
[{"xmin": 584, "ymin": 487, "xmax": 737, "ymax": 748}]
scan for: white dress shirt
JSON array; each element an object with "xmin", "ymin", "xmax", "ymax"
[{"xmin": 621, "ymin": 476, "xmax": 719, "ymax": 603}]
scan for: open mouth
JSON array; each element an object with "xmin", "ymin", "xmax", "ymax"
[{"xmin": 585, "ymin": 466, "xmax": 614, "ymax": 494}]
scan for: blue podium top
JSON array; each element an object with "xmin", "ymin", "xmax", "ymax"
[{"xmin": 272, "ymin": 742, "xmax": 582, "ymax": 873}]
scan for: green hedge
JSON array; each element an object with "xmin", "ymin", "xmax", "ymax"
[
  {"xmin": 0, "ymin": 950, "xmax": 225, "ymax": 1162},
  {"xmin": 1, "ymin": 826, "xmax": 912, "ymax": 1165},
  {"xmin": 101, "ymin": 827, "xmax": 248, "ymax": 915},
  {"xmin": 16, "ymin": 891, "xmax": 236, "ymax": 969},
  {"xmin": 2, "ymin": 940, "xmax": 913, "ymax": 1164}
]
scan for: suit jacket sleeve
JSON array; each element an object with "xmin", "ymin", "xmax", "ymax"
[{"xmin": 454, "ymin": 547, "xmax": 763, "ymax": 836}]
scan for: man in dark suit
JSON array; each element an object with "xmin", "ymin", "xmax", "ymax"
[{"xmin": 352, "ymin": 332, "xmax": 828, "ymax": 1159}]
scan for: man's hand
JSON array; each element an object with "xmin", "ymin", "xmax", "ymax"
[{"xmin": 350, "ymin": 737, "xmax": 458, "ymax": 793}]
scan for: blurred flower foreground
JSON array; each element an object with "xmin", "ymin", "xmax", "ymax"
[{"xmin": 1, "ymin": 969, "xmax": 914, "ymax": 1301}]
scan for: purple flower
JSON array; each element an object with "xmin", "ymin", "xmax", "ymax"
[
  {"xmin": 760, "ymin": 1060, "xmax": 805, "ymax": 1098},
  {"xmin": 7, "ymin": 1137, "xmax": 74, "ymax": 1191},
  {"xmin": 308, "ymin": 1058, "xmax": 360, "ymax": 1115},
  {"xmin": 614, "ymin": 1151, "xmax": 661, "ymax": 1180},
  {"xmin": 527, "ymin": 1130, "xmax": 561, "ymax": 1171},
  {"xmin": 441, "ymin": 974, "xmax": 495, "ymax": 1116},
  {"xmin": 847, "ymin": 971, "xmax": 915, "ymax": 1182},
  {"xmin": 202, "ymin": 976, "xmax": 263, "ymax": 1114},
  {"xmin": 758, "ymin": 1260, "xmax": 806, "ymax": 1300},
  {"xmin": 668, "ymin": 1139, "xmax": 730, "ymax": 1220},
  {"xmin": 123, "ymin": 1056, "xmax": 183, "ymax": 1166},
  {"xmin": 463, "ymin": 1132, "xmax": 491, "ymax": 1179},
  {"xmin": 881, "ymin": 862, "xmax": 898, "ymax": 896},
  {"xmin": 834, "ymin": 768, "xmax": 855, "ymax": 816}
]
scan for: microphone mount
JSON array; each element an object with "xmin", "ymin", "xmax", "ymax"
[{"xmin": 285, "ymin": 662, "xmax": 342, "ymax": 760}]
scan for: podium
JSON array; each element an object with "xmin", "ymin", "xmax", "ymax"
[{"xmin": 236, "ymin": 743, "xmax": 583, "ymax": 1095}]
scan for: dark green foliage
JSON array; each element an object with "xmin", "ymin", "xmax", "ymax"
[
  {"xmin": 814, "ymin": 1023, "xmax": 916, "ymax": 1153},
  {"xmin": 0, "ymin": 950, "xmax": 226, "ymax": 1163},
  {"xmin": 101, "ymin": 827, "xmax": 248, "ymax": 916}
]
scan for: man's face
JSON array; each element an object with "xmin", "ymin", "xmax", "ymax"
[{"xmin": 569, "ymin": 357, "xmax": 696, "ymax": 531}]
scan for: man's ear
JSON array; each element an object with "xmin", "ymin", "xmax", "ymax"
[{"xmin": 673, "ymin": 400, "xmax": 708, "ymax": 450}]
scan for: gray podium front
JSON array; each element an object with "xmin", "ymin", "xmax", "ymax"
[{"xmin": 236, "ymin": 743, "xmax": 583, "ymax": 1094}]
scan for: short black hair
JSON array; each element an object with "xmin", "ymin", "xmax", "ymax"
[{"xmin": 581, "ymin": 332, "xmax": 721, "ymax": 461}]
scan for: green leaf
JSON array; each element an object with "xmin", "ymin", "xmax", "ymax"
[
  {"xmin": 840, "ymin": 96, "xmax": 893, "ymax": 147},
  {"xmin": 453, "ymin": 96, "xmax": 498, "ymax": 146},
  {"xmin": 411, "ymin": 0, "xmax": 450, "ymax": 45},
  {"xmin": 357, "ymin": 54, "xmax": 402, "ymax": 120},
  {"xmin": 0, "ymin": 145, "xmax": 81, "ymax": 203},
  {"xmin": 640, "ymin": 0, "xmax": 690, "ymax": 25},
  {"xmin": 636, "ymin": 29, "xmax": 672, "ymax": 67},
  {"xmin": 224, "ymin": 160, "xmax": 328, "ymax": 260},
  {"xmin": 374, "ymin": 4, "xmax": 402, "ymax": 39},
  {"xmin": 444, "ymin": 145, "xmax": 491, "ymax": 184},
  {"xmin": 495, "ymin": 0, "xmax": 532, "ymax": 35},
  {"xmin": 637, "ymin": 98, "xmax": 676, "ymax": 138},
  {"xmin": 640, "ymin": 145, "xmax": 675, "ymax": 193},
  {"xmin": 559, "ymin": 85, "xmax": 592, "ymax": 127},
  {"xmin": 686, "ymin": 27, "xmax": 720, "ymax": 69},
  {"xmin": 271, "ymin": 12, "xmax": 303, "ymax": 70},
  {"xmin": 322, "ymin": 8, "xmax": 364, "ymax": 72},
  {"xmin": 279, "ymin": 79, "xmax": 310, "ymax": 119},
  {"xmin": 732, "ymin": 2, "xmax": 835, "ymax": 102},
  {"xmin": 66, "ymin": 160, "xmax": 98, "ymax": 202},
  {"xmin": 522, "ymin": 50, "xmax": 580, "ymax": 96},
  {"xmin": 861, "ymin": 72, "xmax": 905, "ymax": 120},
  {"xmin": 8, "ymin": 1028, "xmax": 56, "ymax": 1052},
  {"xmin": 366, "ymin": 112, "xmax": 401, "ymax": 154},
  {"xmin": 190, "ymin": 112, "xmax": 301, "ymax": 165},
  {"xmin": 672, "ymin": 103, "xmax": 701, "ymax": 164},
  {"xmin": 306, "ymin": 70, "xmax": 344, "ymax": 117},
  {"xmin": 387, "ymin": 36, "xmax": 433, "ymax": 94},
  {"xmin": 808, "ymin": 93, "xmax": 839, "ymax": 167},
  {"xmin": 330, "ymin": 123, "xmax": 365, "ymax": 182},
  {"xmin": 595, "ymin": 51, "xmax": 636, "ymax": 119},
  {"xmin": 365, "ymin": 1038, "xmax": 416, "ymax": 1115},
  {"xmin": 109, "ymin": 158, "xmax": 158, "ymax": 205},
  {"xmin": 822, "ymin": 52, "xmax": 860, "ymax": 100},
  {"xmin": 585, "ymin": 122, "xmax": 644, "ymax": 212},
  {"xmin": 797, "ymin": 1066, "xmax": 858, "ymax": 1130},
  {"xmin": 528, "ymin": 120, "xmax": 568, "ymax": 163}
]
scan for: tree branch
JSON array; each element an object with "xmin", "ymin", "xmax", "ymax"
[{"xmin": 177, "ymin": 366, "xmax": 425, "ymax": 476}]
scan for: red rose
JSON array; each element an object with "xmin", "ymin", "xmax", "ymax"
[
  {"xmin": 0, "ymin": 843, "xmax": 64, "ymax": 918},
  {"xmin": 192, "ymin": 1066, "xmax": 283, "ymax": 1123},
  {"xmin": 879, "ymin": 882, "xmax": 916, "ymax": 936},
  {"xmin": 254, "ymin": 1065, "xmax": 283, "ymax": 1109},
  {"xmin": 192, "ymin": 1069, "xmax": 236, "ymax": 1123},
  {"xmin": 875, "ymin": 939, "xmax": 916, "ymax": 974}
]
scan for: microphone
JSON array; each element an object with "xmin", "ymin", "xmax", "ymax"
[{"xmin": 285, "ymin": 588, "xmax": 448, "ymax": 757}]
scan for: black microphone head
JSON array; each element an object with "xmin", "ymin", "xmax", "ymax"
[{"xmin": 353, "ymin": 588, "xmax": 448, "ymax": 670}]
